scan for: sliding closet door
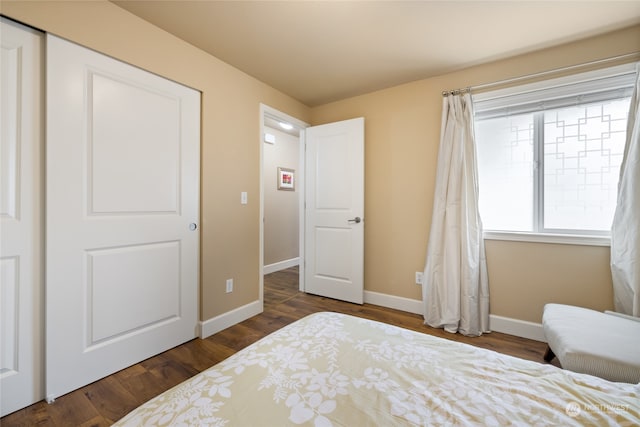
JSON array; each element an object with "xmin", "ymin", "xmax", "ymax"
[
  {"xmin": 0, "ymin": 18, "xmax": 44, "ymax": 417},
  {"xmin": 46, "ymin": 35, "xmax": 200, "ymax": 401}
]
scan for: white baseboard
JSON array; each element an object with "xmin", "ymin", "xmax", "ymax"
[
  {"xmin": 364, "ymin": 290, "xmax": 423, "ymax": 315},
  {"xmin": 199, "ymin": 291, "xmax": 545, "ymax": 342},
  {"xmin": 264, "ymin": 257, "xmax": 299, "ymax": 275},
  {"xmin": 363, "ymin": 290, "xmax": 545, "ymax": 342},
  {"xmin": 489, "ymin": 314, "xmax": 545, "ymax": 342},
  {"xmin": 199, "ymin": 300, "xmax": 262, "ymax": 339}
]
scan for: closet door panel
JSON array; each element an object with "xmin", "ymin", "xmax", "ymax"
[
  {"xmin": 0, "ymin": 18, "xmax": 44, "ymax": 417},
  {"xmin": 46, "ymin": 35, "xmax": 200, "ymax": 401}
]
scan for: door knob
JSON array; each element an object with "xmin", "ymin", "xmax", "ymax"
[
  {"xmin": 347, "ymin": 217, "xmax": 362, "ymax": 224},
  {"xmin": 189, "ymin": 223, "xmax": 198, "ymax": 231}
]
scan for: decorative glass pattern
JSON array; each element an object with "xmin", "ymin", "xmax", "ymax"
[
  {"xmin": 475, "ymin": 97, "xmax": 631, "ymax": 234},
  {"xmin": 476, "ymin": 114, "xmax": 534, "ymax": 231},
  {"xmin": 543, "ymin": 98, "xmax": 631, "ymax": 231}
]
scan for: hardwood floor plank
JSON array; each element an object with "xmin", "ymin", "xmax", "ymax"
[
  {"xmin": 165, "ymin": 339, "xmax": 219, "ymax": 372},
  {"xmin": 81, "ymin": 377, "xmax": 139, "ymax": 424},
  {"xmin": 77, "ymin": 416, "xmax": 111, "ymax": 427},
  {"xmin": 46, "ymin": 386, "xmax": 103, "ymax": 426},
  {"xmin": 112, "ymin": 369, "xmax": 171, "ymax": 408},
  {"xmin": 1, "ymin": 401, "xmax": 55, "ymax": 427},
  {"xmin": 195, "ymin": 339, "xmax": 237, "ymax": 364},
  {"xmin": 1, "ymin": 266, "xmax": 554, "ymax": 425},
  {"xmin": 213, "ymin": 323, "xmax": 269, "ymax": 351},
  {"xmin": 145, "ymin": 357, "xmax": 198, "ymax": 390}
]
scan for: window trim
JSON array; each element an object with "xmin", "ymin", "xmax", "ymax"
[
  {"xmin": 483, "ymin": 231, "xmax": 610, "ymax": 247},
  {"xmin": 533, "ymin": 113, "xmax": 544, "ymax": 233},
  {"xmin": 473, "ymin": 62, "xmax": 637, "ymax": 120}
]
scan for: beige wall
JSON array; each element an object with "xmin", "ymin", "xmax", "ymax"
[
  {"xmin": 310, "ymin": 25, "xmax": 640, "ymax": 324},
  {"xmin": 0, "ymin": 1, "xmax": 311, "ymax": 321},
  {"xmin": 263, "ymin": 127, "xmax": 299, "ymax": 266},
  {"xmin": 4, "ymin": 0, "xmax": 638, "ymax": 327},
  {"xmin": 485, "ymin": 241, "xmax": 614, "ymax": 321}
]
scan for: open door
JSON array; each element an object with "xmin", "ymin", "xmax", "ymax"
[
  {"xmin": 45, "ymin": 35, "xmax": 200, "ymax": 401},
  {"xmin": 304, "ymin": 118, "xmax": 364, "ymax": 304}
]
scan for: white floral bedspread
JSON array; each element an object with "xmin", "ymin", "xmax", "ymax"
[{"xmin": 115, "ymin": 312, "xmax": 639, "ymax": 426}]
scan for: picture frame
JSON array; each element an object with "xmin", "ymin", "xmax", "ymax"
[{"xmin": 277, "ymin": 167, "xmax": 295, "ymax": 191}]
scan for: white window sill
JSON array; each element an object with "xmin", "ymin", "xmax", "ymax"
[{"xmin": 483, "ymin": 231, "xmax": 610, "ymax": 247}]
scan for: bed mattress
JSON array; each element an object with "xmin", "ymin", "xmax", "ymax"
[{"xmin": 115, "ymin": 312, "xmax": 639, "ymax": 426}]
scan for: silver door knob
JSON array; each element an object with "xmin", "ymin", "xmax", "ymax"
[
  {"xmin": 189, "ymin": 223, "xmax": 198, "ymax": 231},
  {"xmin": 347, "ymin": 217, "xmax": 362, "ymax": 224}
]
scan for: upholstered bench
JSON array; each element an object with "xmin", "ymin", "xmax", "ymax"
[{"xmin": 542, "ymin": 303, "xmax": 640, "ymax": 383}]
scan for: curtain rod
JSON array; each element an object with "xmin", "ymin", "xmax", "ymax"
[
  {"xmin": 442, "ymin": 87, "xmax": 470, "ymax": 97},
  {"xmin": 442, "ymin": 51, "xmax": 640, "ymax": 97}
]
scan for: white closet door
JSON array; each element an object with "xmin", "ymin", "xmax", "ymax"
[
  {"xmin": 46, "ymin": 35, "xmax": 200, "ymax": 401},
  {"xmin": 0, "ymin": 18, "xmax": 44, "ymax": 417}
]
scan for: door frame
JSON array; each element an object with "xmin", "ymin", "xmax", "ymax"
[{"xmin": 259, "ymin": 104, "xmax": 309, "ymax": 304}]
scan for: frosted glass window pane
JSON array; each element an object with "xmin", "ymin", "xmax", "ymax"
[
  {"xmin": 476, "ymin": 114, "xmax": 534, "ymax": 231},
  {"xmin": 543, "ymin": 98, "xmax": 630, "ymax": 231}
]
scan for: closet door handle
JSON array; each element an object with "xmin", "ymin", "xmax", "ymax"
[{"xmin": 347, "ymin": 217, "xmax": 362, "ymax": 224}]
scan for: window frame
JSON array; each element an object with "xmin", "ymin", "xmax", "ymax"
[{"xmin": 472, "ymin": 62, "xmax": 639, "ymax": 246}]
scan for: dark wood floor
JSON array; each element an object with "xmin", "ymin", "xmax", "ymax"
[{"xmin": 2, "ymin": 267, "xmax": 552, "ymax": 426}]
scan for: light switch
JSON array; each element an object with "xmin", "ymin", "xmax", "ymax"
[{"xmin": 241, "ymin": 191, "xmax": 248, "ymax": 205}]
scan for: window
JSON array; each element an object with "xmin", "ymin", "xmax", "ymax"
[{"xmin": 473, "ymin": 63, "xmax": 637, "ymax": 241}]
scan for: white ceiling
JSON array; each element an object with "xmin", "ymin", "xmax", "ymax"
[{"xmin": 112, "ymin": 1, "xmax": 640, "ymax": 107}]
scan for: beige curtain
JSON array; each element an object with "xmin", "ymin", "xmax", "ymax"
[{"xmin": 422, "ymin": 92, "xmax": 490, "ymax": 336}]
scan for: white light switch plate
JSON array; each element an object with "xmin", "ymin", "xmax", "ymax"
[{"xmin": 241, "ymin": 192, "xmax": 247, "ymax": 205}]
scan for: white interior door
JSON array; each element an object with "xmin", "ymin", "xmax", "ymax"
[
  {"xmin": 304, "ymin": 118, "xmax": 364, "ymax": 304},
  {"xmin": 46, "ymin": 35, "xmax": 200, "ymax": 401},
  {"xmin": 0, "ymin": 18, "xmax": 44, "ymax": 416}
]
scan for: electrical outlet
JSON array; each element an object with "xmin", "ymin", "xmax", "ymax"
[
  {"xmin": 415, "ymin": 272, "xmax": 424, "ymax": 285},
  {"xmin": 226, "ymin": 278, "xmax": 233, "ymax": 293}
]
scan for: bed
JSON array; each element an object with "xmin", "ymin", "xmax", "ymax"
[{"xmin": 115, "ymin": 312, "xmax": 639, "ymax": 426}]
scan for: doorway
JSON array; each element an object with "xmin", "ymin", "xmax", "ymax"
[
  {"xmin": 264, "ymin": 266, "xmax": 300, "ymax": 308},
  {"xmin": 259, "ymin": 105, "xmax": 308, "ymax": 307}
]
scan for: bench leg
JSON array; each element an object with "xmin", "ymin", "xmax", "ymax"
[{"xmin": 543, "ymin": 345, "xmax": 555, "ymax": 362}]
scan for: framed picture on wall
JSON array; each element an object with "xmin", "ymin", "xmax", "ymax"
[{"xmin": 278, "ymin": 167, "xmax": 295, "ymax": 191}]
